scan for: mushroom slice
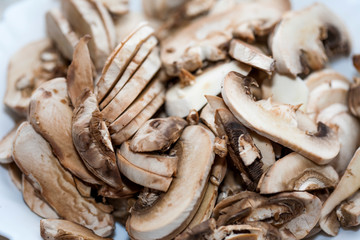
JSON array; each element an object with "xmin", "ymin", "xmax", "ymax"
[
  {"xmin": 336, "ymin": 191, "xmax": 360, "ymax": 228},
  {"xmin": 271, "ymin": 3, "xmax": 351, "ymax": 76},
  {"xmin": 142, "ymin": 0, "xmax": 186, "ymax": 20},
  {"xmin": 7, "ymin": 163, "xmax": 23, "ymax": 191},
  {"xmin": 100, "ymin": 35, "xmax": 158, "ymax": 109},
  {"xmin": 61, "ymin": 0, "xmax": 113, "ymax": 70},
  {"xmin": 130, "ymin": 117, "xmax": 188, "ymax": 152},
  {"xmin": 0, "ymin": 122, "xmax": 22, "ymax": 164},
  {"xmin": 166, "ymin": 61, "xmax": 251, "ymax": 118},
  {"xmin": 73, "ymin": 177, "xmax": 92, "ymax": 198},
  {"xmin": 109, "ymin": 77, "xmax": 164, "ymax": 132},
  {"xmin": 116, "ymin": 151, "xmax": 172, "ymax": 192},
  {"xmin": 127, "ymin": 125, "xmax": 215, "ymax": 240},
  {"xmin": 320, "ymin": 148, "xmax": 360, "ymax": 236},
  {"xmin": 100, "ymin": 0, "xmax": 128, "ymax": 16},
  {"xmin": 101, "ymin": 47, "xmax": 161, "ymax": 123},
  {"xmin": 46, "ymin": 9, "xmax": 79, "ymax": 60},
  {"xmin": 317, "ymin": 104, "xmax": 360, "ymax": 175},
  {"xmin": 175, "ymin": 218, "xmax": 216, "ymax": 240},
  {"xmin": 259, "ymin": 152, "xmax": 339, "ymax": 194},
  {"xmin": 13, "ymin": 122, "xmax": 114, "ymax": 237},
  {"xmin": 40, "ymin": 219, "xmax": 111, "ymax": 240},
  {"xmin": 29, "ymin": 78, "xmax": 100, "ymax": 185},
  {"xmin": 250, "ymin": 131, "xmax": 275, "ymax": 171},
  {"xmin": 72, "ymin": 90, "xmax": 122, "ymax": 189},
  {"xmin": 119, "ymin": 141, "xmax": 178, "ymax": 177},
  {"xmin": 304, "ymin": 69, "xmax": 350, "ymax": 92},
  {"xmin": 96, "ymin": 24, "xmax": 154, "ymax": 102},
  {"xmin": 200, "ymin": 104, "xmax": 217, "ymax": 135},
  {"xmin": 222, "ymin": 71, "xmax": 340, "ymax": 164},
  {"xmin": 349, "ymin": 77, "xmax": 360, "ymax": 118},
  {"xmin": 229, "ymin": 39, "xmax": 275, "ymax": 74},
  {"xmin": 110, "ymin": 90, "xmax": 165, "ymax": 145},
  {"xmin": 22, "ymin": 175, "xmax": 59, "ymax": 219},
  {"xmin": 161, "ymin": 0, "xmax": 289, "ymax": 76}
]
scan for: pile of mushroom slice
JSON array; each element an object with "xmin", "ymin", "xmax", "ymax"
[{"xmin": 4, "ymin": 0, "xmax": 360, "ymax": 239}]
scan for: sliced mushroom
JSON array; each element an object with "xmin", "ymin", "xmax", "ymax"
[
  {"xmin": 100, "ymin": 0, "xmax": 129, "ymax": 16},
  {"xmin": 101, "ymin": 47, "xmax": 161, "ymax": 123},
  {"xmin": 40, "ymin": 219, "xmax": 111, "ymax": 240},
  {"xmin": 175, "ymin": 218, "xmax": 216, "ymax": 240},
  {"xmin": 320, "ymin": 148, "xmax": 360, "ymax": 236},
  {"xmin": 349, "ymin": 77, "xmax": 360, "ymax": 118},
  {"xmin": 259, "ymin": 152, "xmax": 339, "ymax": 194},
  {"xmin": 130, "ymin": 117, "xmax": 187, "ymax": 152},
  {"xmin": 166, "ymin": 61, "xmax": 251, "ymax": 118},
  {"xmin": 161, "ymin": 0, "xmax": 289, "ymax": 76},
  {"xmin": 96, "ymin": 23, "xmax": 154, "ymax": 103},
  {"xmin": 336, "ymin": 191, "xmax": 360, "ymax": 228},
  {"xmin": 116, "ymin": 150, "xmax": 173, "ymax": 192},
  {"xmin": 13, "ymin": 122, "xmax": 114, "ymax": 237},
  {"xmin": 222, "ymin": 71, "xmax": 340, "ymax": 164},
  {"xmin": 229, "ymin": 39, "xmax": 275, "ymax": 74},
  {"xmin": 0, "ymin": 122, "xmax": 23, "ymax": 164},
  {"xmin": 73, "ymin": 177, "xmax": 92, "ymax": 198},
  {"xmin": 46, "ymin": 9, "xmax": 79, "ymax": 60},
  {"xmin": 110, "ymin": 90, "xmax": 166, "ymax": 145},
  {"xmin": 304, "ymin": 69, "xmax": 350, "ymax": 92},
  {"xmin": 29, "ymin": 78, "xmax": 101, "ymax": 185},
  {"xmin": 317, "ymin": 104, "xmax": 360, "ymax": 175},
  {"xmin": 127, "ymin": 125, "xmax": 215, "ymax": 240},
  {"xmin": 7, "ymin": 162, "xmax": 23, "ymax": 191},
  {"xmin": 271, "ymin": 3, "xmax": 351, "ymax": 77},
  {"xmin": 72, "ymin": 90, "xmax": 122, "ymax": 189},
  {"xmin": 22, "ymin": 175, "xmax": 59, "ymax": 219},
  {"xmin": 200, "ymin": 104, "xmax": 218, "ymax": 135},
  {"xmin": 250, "ymin": 131, "xmax": 275, "ymax": 171}
]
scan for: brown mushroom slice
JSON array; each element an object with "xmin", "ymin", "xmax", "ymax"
[
  {"xmin": 61, "ymin": 0, "xmax": 112, "ymax": 70},
  {"xmin": 127, "ymin": 125, "xmax": 215, "ymax": 240},
  {"xmin": 349, "ymin": 78, "xmax": 360, "ymax": 118},
  {"xmin": 222, "ymin": 71, "xmax": 340, "ymax": 164},
  {"xmin": 100, "ymin": 35, "xmax": 158, "ymax": 109},
  {"xmin": 166, "ymin": 61, "xmax": 251, "ymax": 118},
  {"xmin": 336, "ymin": 191, "xmax": 360, "ymax": 228},
  {"xmin": 73, "ymin": 177, "xmax": 92, "ymax": 198},
  {"xmin": 46, "ymin": 9, "xmax": 79, "ymax": 60},
  {"xmin": 110, "ymin": 90, "xmax": 165, "ymax": 145},
  {"xmin": 0, "ymin": 122, "xmax": 22, "ymax": 164},
  {"xmin": 119, "ymin": 141, "xmax": 178, "ymax": 177},
  {"xmin": 22, "ymin": 175, "xmax": 59, "ymax": 219},
  {"xmin": 96, "ymin": 24, "xmax": 154, "ymax": 102},
  {"xmin": 116, "ymin": 151, "xmax": 172, "ymax": 192},
  {"xmin": 161, "ymin": 0, "xmax": 289, "ymax": 76},
  {"xmin": 40, "ymin": 219, "xmax": 111, "ymax": 240},
  {"xmin": 7, "ymin": 163, "xmax": 23, "ymax": 191},
  {"xmin": 200, "ymin": 104, "xmax": 217, "ymax": 135},
  {"xmin": 317, "ymin": 104, "xmax": 360, "ymax": 175},
  {"xmin": 109, "ymin": 77, "xmax": 164, "ymax": 132},
  {"xmin": 229, "ymin": 39, "xmax": 275, "ymax": 74},
  {"xmin": 4, "ymin": 39, "xmax": 52, "ymax": 116},
  {"xmin": 304, "ymin": 69, "xmax": 350, "ymax": 92},
  {"xmin": 101, "ymin": 47, "xmax": 161, "ymax": 123},
  {"xmin": 100, "ymin": 0, "xmax": 128, "ymax": 15},
  {"xmin": 320, "ymin": 148, "xmax": 360, "ymax": 236},
  {"xmin": 72, "ymin": 90, "xmax": 122, "ymax": 189},
  {"xmin": 29, "ymin": 78, "xmax": 100, "ymax": 185},
  {"xmin": 250, "ymin": 131, "xmax": 275, "ymax": 171},
  {"xmin": 259, "ymin": 152, "xmax": 339, "ymax": 194},
  {"xmin": 13, "ymin": 122, "xmax": 114, "ymax": 237},
  {"xmin": 130, "ymin": 117, "xmax": 188, "ymax": 152},
  {"xmin": 271, "ymin": 3, "xmax": 350, "ymax": 77},
  {"xmin": 66, "ymin": 35, "xmax": 94, "ymax": 108}
]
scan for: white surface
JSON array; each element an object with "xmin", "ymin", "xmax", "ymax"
[{"xmin": 0, "ymin": 0, "xmax": 360, "ymax": 239}]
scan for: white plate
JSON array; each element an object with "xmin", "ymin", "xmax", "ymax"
[{"xmin": 0, "ymin": 0, "xmax": 359, "ymax": 239}]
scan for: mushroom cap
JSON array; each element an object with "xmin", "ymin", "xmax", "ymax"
[
  {"xmin": 259, "ymin": 152, "xmax": 339, "ymax": 194},
  {"xmin": 222, "ymin": 71, "xmax": 340, "ymax": 164},
  {"xmin": 127, "ymin": 125, "xmax": 215, "ymax": 240},
  {"xmin": 271, "ymin": 3, "xmax": 351, "ymax": 76}
]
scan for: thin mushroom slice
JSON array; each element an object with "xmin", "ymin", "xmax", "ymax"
[
  {"xmin": 101, "ymin": 47, "xmax": 161, "ymax": 123},
  {"xmin": 110, "ymin": 90, "xmax": 165, "ymax": 145},
  {"xmin": 127, "ymin": 125, "xmax": 215, "ymax": 240},
  {"xmin": 40, "ymin": 219, "xmax": 111, "ymax": 240},
  {"xmin": 349, "ymin": 77, "xmax": 360, "ymax": 118},
  {"xmin": 320, "ymin": 148, "xmax": 360, "ymax": 236},
  {"xmin": 222, "ymin": 71, "xmax": 340, "ymax": 164},
  {"xmin": 100, "ymin": 0, "xmax": 129, "ymax": 16},
  {"xmin": 336, "ymin": 191, "xmax": 360, "ymax": 228},
  {"xmin": 304, "ymin": 69, "xmax": 350, "ymax": 92},
  {"xmin": 73, "ymin": 177, "xmax": 92, "ymax": 198},
  {"xmin": 29, "ymin": 78, "xmax": 100, "ymax": 185},
  {"xmin": 271, "ymin": 3, "xmax": 351, "ymax": 77},
  {"xmin": 250, "ymin": 131, "xmax": 275, "ymax": 172},
  {"xmin": 0, "ymin": 122, "xmax": 23, "ymax": 164},
  {"xmin": 46, "ymin": 9, "xmax": 79, "ymax": 60},
  {"xmin": 161, "ymin": 0, "xmax": 290, "ymax": 76},
  {"xmin": 259, "ymin": 152, "xmax": 339, "ymax": 194},
  {"xmin": 229, "ymin": 39, "xmax": 275, "ymax": 74},
  {"xmin": 13, "ymin": 122, "xmax": 114, "ymax": 237},
  {"xmin": 130, "ymin": 117, "xmax": 188, "ymax": 152},
  {"xmin": 72, "ymin": 90, "xmax": 122, "ymax": 189},
  {"xmin": 7, "ymin": 163, "xmax": 23, "ymax": 191},
  {"xmin": 119, "ymin": 141, "xmax": 178, "ymax": 178},
  {"xmin": 166, "ymin": 61, "xmax": 251, "ymax": 118},
  {"xmin": 22, "ymin": 175, "xmax": 59, "ymax": 219},
  {"xmin": 96, "ymin": 23, "xmax": 154, "ymax": 102},
  {"xmin": 116, "ymin": 151, "xmax": 173, "ymax": 192}
]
